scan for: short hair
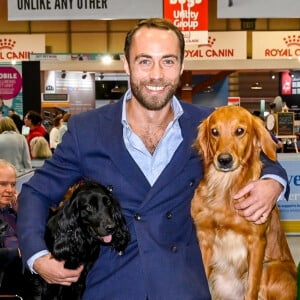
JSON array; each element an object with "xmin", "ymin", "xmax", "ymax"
[
  {"xmin": 25, "ymin": 110, "xmax": 42, "ymax": 125},
  {"xmin": 0, "ymin": 159, "xmax": 17, "ymax": 176},
  {"xmin": 124, "ymin": 18, "xmax": 185, "ymax": 64},
  {"xmin": 0, "ymin": 117, "xmax": 19, "ymax": 133}
]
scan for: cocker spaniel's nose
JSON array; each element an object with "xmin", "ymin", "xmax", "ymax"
[{"xmin": 105, "ymin": 224, "xmax": 116, "ymax": 233}]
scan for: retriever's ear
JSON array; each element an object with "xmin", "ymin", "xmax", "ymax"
[
  {"xmin": 193, "ymin": 118, "xmax": 212, "ymax": 162},
  {"xmin": 252, "ymin": 116, "xmax": 277, "ymax": 161}
]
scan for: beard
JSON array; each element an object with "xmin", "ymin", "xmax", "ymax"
[{"xmin": 130, "ymin": 78, "xmax": 179, "ymax": 111}]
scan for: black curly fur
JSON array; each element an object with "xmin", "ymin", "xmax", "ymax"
[{"xmin": 34, "ymin": 180, "xmax": 130, "ymax": 300}]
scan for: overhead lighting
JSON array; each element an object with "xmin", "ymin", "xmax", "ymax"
[
  {"xmin": 203, "ymin": 85, "xmax": 214, "ymax": 93},
  {"xmin": 181, "ymin": 83, "xmax": 193, "ymax": 90},
  {"xmin": 111, "ymin": 85, "xmax": 121, "ymax": 93},
  {"xmin": 250, "ymin": 82, "xmax": 263, "ymax": 90},
  {"xmin": 101, "ymin": 55, "xmax": 113, "ymax": 65}
]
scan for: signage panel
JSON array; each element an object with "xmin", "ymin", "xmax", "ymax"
[{"xmin": 8, "ymin": 0, "xmax": 162, "ymax": 20}]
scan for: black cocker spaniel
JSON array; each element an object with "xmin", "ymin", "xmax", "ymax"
[{"xmin": 34, "ymin": 180, "xmax": 130, "ymax": 300}]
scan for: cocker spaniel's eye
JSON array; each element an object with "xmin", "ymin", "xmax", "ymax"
[
  {"xmin": 86, "ymin": 204, "xmax": 93, "ymax": 211},
  {"xmin": 103, "ymin": 196, "xmax": 112, "ymax": 207},
  {"xmin": 211, "ymin": 128, "xmax": 219, "ymax": 137},
  {"xmin": 235, "ymin": 128, "xmax": 245, "ymax": 136}
]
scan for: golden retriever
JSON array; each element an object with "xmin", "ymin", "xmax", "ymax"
[{"xmin": 191, "ymin": 106, "xmax": 297, "ymax": 300}]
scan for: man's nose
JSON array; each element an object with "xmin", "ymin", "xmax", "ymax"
[{"xmin": 149, "ymin": 63, "xmax": 163, "ymax": 79}]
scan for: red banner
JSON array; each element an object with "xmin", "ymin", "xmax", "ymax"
[
  {"xmin": 281, "ymin": 71, "xmax": 292, "ymax": 95},
  {"xmin": 164, "ymin": 0, "xmax": 208, "ymax": 44}
]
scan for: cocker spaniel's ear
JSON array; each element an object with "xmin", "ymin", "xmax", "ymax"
[{"xmin": 110, "ymin": 198, "xmax": 130, "ymax": 253}]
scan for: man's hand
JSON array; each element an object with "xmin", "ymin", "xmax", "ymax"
[
  {"xmin": 33, "ymin": 253, "xmax": 84, "ymax": 285},
  {"xmin": 233, "ymin": 179, "xmax": 283, "ymax": 224}
]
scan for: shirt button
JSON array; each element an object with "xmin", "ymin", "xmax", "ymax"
[
  {"xmin": 134, "ymin": 213, "xmax": 141, "ymax": 221},
  {"xmin": 166, "ymin": 212, "xmax": 173, "ymax": 219},
  {"xmin": 171, "ymin": 245, "xmax": 177, "ymax": 253}
]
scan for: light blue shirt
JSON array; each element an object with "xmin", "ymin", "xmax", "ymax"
[{"xmin": 122, "ymin": 89, "xmax": 183, "ymax": 186}]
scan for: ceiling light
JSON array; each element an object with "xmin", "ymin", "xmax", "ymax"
[
  {"xmin": 111, "ymin": 85, "xmax": 121, "ymax": 93},
  {"xmin": 181, "ymin": 83, "xmax": 193, "ymax": 90},
  {"xmin": 250, "ymin": 82, "xmax": 263, "ymax": 90}
]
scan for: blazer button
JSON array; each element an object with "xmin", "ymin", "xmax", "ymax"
[
  {"xmin": 189, "ymin": 180, "xmax": 195, "ymax": 187},
  {"xmin": 166, "ymin": 212, "xmax": 173, "ymax": 219},
  {"xmin": 134, "ymin": 213, "xmax": 141, "ymax": 221},
  {"xmin": 171, "ymin": 245, "xmax": 177, "ymax": 253}
]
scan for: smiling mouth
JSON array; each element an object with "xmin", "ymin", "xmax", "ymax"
[{"xmin": 146, "ymin": 85, "xmax": 164, "ymax": 92}]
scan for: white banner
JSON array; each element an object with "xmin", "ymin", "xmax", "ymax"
[
  {"xmin": 252, "ymin": 31, "xmax": 300, "ymax": 59},
  {"xmin": 0, "ymin": 35, "xmax": 45, "ymax": 62},
  {"xmin": 8, "ymin": 0, "xmax": 162, "ymax": 20},
  {"xmin": 277, "ymin": 154, "xmax": 300, "ymax": 221},
  {"xmin": 217, "ymin": 0, "xmax": 300, "ymax": 19},
  {"xmin": 185, "ymin": 31, "xmax": 247, "ymax": 60}
]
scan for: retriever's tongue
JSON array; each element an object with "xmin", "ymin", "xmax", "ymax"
[{"xmin": 101, "ymin": 235, "xmax": 112, "ymax": 243}]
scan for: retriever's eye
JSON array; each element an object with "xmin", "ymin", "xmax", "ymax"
[
  {"xmin": 211, "ymin": 128, "xmax": 219, "ymax": 136},
  {"xmin": 236, "ymin": 128, "xmax": 245, "ymax": 136}
]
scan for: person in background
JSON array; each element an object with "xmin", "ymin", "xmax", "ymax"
[
  {"xmin": 17, "ymin": 18, "xmax": 288, "ymax": 300},
  {"xmin": 57, "ymin": 112, "xmax": 71, "ymax": 144},
  {"xmin": 0, "ymin": 96, "xmax": 10, "ymax": 117},
  {"xmin": 30, "ymin": 136, "xmax": 52, "ymax": 168},
  {"xmin": 9, "ymin": 108, "xmax": 24, "ymax": 133},
  {"xmin": 49, "ymin": 114, "xmax": 63, "ymax": 153},
  {"xmin": 252, "ymin": 110, "xmax": 283, "ymax": 151},
  {"xmin": 0, "ymin": 160, "xmax": 25, "ymax": 297},
  {"xmin": 0, "ymin": 117, "xmax": 31, "ymax": 173},
  {"xmin": 24, "ymin": 110, "xmax": 48, "ymax": 157}
]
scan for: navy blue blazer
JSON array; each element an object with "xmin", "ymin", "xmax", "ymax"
[{"xmin": 17, "ymin": 98, "xmax": 288, "ymax": 300}]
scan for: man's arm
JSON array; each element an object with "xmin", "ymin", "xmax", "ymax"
[{"xmin": 234, "ymin": 153, "xmax": 289, "ymax": 224}]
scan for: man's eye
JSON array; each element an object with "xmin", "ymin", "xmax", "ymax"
[{"xmin": 137, "ymin": 59, "xmax": 152, "ymax": 67}]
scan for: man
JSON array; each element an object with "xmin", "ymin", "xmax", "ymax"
[
  {"xmin": 18, "ymin": 18, "xmax": 287, "ymax": 299},
  {"xmin": 0, "ymin": 160, "xmax": 22, "ymax": 295}
]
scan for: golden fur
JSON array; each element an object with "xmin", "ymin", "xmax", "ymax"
[{"xmin": 191, "ymin": 106, "xmax": 297, "ymax": 300}]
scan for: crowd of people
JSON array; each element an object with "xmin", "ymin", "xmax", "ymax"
[
  {"xmin": 0, "ymin": 18, "xmax": 291, "ymax": 300},
  {"xmin": 0, "ymin": 108, "xmax": 70, "ymax": 172},
  {"xmin": 0, "ymin": 107, "xmax": 70, "ymax": 297}
]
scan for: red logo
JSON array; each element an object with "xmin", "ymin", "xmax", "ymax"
[{"xmin": 0, "ymin": 38, "xmax": 16, "ymax": 50}]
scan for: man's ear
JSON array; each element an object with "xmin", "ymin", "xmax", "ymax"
[
  {"xmin": 180, "ymin": 63, "xmax": 184, "ymax": 75},
  {"xmin": 123, "ymin": 58, "xmax": 130, "ymax": 75}
]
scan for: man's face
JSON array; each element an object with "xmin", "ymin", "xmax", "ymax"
[
  {"xmin": 0, "ymin": 166, "xmax": 16, "ymax": 209},
  {"xmin": 124, "ymin": 27, "xmax": 184, "ymax": 111}
]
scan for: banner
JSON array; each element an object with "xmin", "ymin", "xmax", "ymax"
[
  {"xmin": 185, "ymin": 31, "xmax": 246, "ymax": 60},
  {"xmin": 0, "ymin": 64, "xmax": 23, "ymax": 117},
  {"xmin": 0, "ymin": 35, "xmax": 45, "ymax": 63},
  {"xmin": 278, "ymin": 155, "xmax": 300, "ymax": 221},
  {"xmin": 164, "ymin": 0, "xmax": 208, "ymax": 44},
  {"xmin": 8, "ymin": 0, "xmax": 162, "ymax": 20},
  {"xmin": 252, "ymin": 31, "xmax": 300, "ymax": 59},
  {"xmin": 217, "ymin": 0, "xmax": 300, "ymax": 19}
]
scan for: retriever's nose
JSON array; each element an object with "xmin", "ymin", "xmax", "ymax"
[{"xmin": 217, "ymin": 153, "xmax": 233, "ymax": 169}]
